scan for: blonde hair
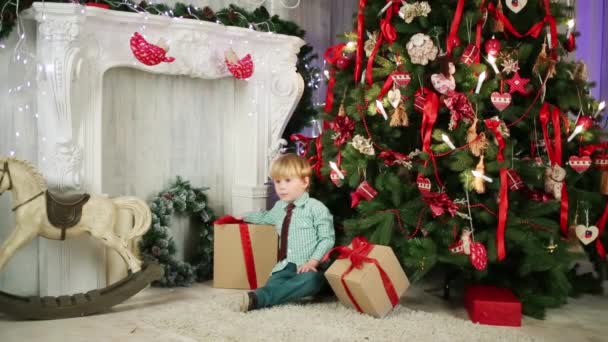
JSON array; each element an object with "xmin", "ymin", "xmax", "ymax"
[{"xmin": 270, "ymin": 153, "xmax": 312, "ymax": 181}]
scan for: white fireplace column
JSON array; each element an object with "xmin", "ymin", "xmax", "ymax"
[{"xmin": 24, "ymin": 2, "xmax": 304, "ymax": 295}]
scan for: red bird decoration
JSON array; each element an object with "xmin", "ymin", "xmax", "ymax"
[
  {"xmin": 130, "ymin": 32, "xmax": 175, "ymax": 66},
  {"xmin": 225, "ymin": 48, "xmax": 254, "ymax": 80}
]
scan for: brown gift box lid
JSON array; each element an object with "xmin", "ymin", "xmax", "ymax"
[
  {"xmin": 325, "ymin": 244, "xmax": 409, "ymax": 318},
  {"xmin": 213, "ymin": 223, "xmax": 277, "ymax": 289}
]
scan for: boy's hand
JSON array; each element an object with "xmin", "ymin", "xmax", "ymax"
[{"xmin": 297, "ymin": 259, "xmax": 319, "ymax": 273}]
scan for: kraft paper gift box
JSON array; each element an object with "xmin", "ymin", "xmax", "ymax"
[
  {"xmin": 213, "ymin": 216, "xmax": 277, "ymax": 289},
  {"xmin": 324, "ymin": 237, "xmax": 409, "ymax": 318}
]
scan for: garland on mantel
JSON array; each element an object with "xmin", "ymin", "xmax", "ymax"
[{"xmin": 0, "ymin": 0, "xmax": 321, "ymax": 135}]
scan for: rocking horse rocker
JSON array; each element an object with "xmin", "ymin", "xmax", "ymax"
[{"xmin": 0, "ymin": 157, "xmax": 163, "ymax": 319}]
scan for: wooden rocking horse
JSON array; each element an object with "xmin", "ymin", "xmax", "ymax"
[{"xmin": 0, "ymin": 157, "xmax": 163, "ymax": 319}]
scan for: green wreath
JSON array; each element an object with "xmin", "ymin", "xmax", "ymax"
[{"xmin": 140, "ymin": 177, "xmax": 215, "ymax": 287}]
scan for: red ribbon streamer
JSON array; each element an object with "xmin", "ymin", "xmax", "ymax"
[
  {"xmin": 595, "ymin": 202, "xmax": 608, "ymax": 259},
  {"xmin": 487, "ymin": 0, "xmax": 558, "ymax": 59},
  {"xmin": 484, "ymin": 119, "xmax": 508, "ymax": 261},
  {"xmin": 474, "ymin": 0, "xmax": 487, "ymax": 64},
  {"xmin": 322, "ymin": 237, "xmax": 399, "ymax": 312},
  {"xmin": 539, "ymin": 103, "xmax": 569, "ymax": 236},
  {"xmin": 446, "ymin": 0, "xmax": 465, "ymax": 56},
  {"xmin": 420, "ymin": 90, "xmax": 439, "ymax": 155},
  {"xmin": 354, "ymin": 0, "xmax": 368, "ymax": 84},
  {"xmin": 366, "ymin": 36, "xmax": 384, "ymax": 86},
  {"xmin": 365, "ymin": 1, "xmax": 399, "ymax": 85},
  {"xmin": 324, "ymin": 44, "xmax": 346, "ymax": 113},
  {"xmin": 214, "ymin": 216, "xmax": 258, "ymax": 289}
]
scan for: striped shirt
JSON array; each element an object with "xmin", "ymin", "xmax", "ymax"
[{"xmin": 243, "ymin": 192, "xmax": 335, "ymax": 273}]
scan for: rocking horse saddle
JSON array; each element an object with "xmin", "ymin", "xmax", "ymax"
[{"xmin": 45, "ymin": 191, "xmax": 91, "ymax": 240}]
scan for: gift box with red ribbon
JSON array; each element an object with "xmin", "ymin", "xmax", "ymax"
[
  {"xmin": 213, "ymin": 216, "xmax": 277, "ymax": 289},
  {"xmin": 323, "ymin": 237, "xmax": 409, "ymax": 318},
  {"xmin": 464, "ymin": 285, "xmax": 522, "ymax": 327}
]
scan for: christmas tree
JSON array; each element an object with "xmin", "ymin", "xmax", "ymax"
[{"xmin": 305, "ymin": 0, "xmax": 606, "ymax": 318}]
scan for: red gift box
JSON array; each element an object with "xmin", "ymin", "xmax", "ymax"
[{"xmin": 465, "ymin": 285, "xmax": 522, "ymax": 327}]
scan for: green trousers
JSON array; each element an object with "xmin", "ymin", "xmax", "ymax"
[{"xmin": 254, "ymin": 263, "xmax": 324, "ymax": 309}]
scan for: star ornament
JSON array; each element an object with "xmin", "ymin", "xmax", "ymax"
[{"xmin": 506, "ymin": 72, "xmax": 530, "ymax": 95}]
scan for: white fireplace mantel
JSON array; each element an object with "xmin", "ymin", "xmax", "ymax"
[
  {"xmin": 28, "ymin": 2, "xmax": 304, "ymax": 209},
  {"xmin": 18, "ymin": 3, "xmax": 304, "ymax": 295}
]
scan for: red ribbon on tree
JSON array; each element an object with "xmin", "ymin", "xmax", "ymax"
[
  {"xmin": 324, "ymin": 44, "xmax": 346, "ymax": 113},
  {"xmin": 484, "ymin": 118, "xmax": 509, "ymax": 261},
  {"xmin": 365, "ymin": 0, "xmax": 400, "ymax": 85},
  {"xmin": 214, "ymin": 216, "xmax": 259, "ymax": 289},
  {"xmin": 446, "ymin": 0, "xmax": 465, "ymax": 56},
  {"xmin": 595, "ymin": 203, "xmax": 608, "ymax": 259},
  {"xmin": 539, "ymin": 103, "xmax": 569, "ymax": 236},
  {"xmin": 321, "ymin": 236, "xmax": 399, "ymax": 312},
  {"xmin": 487, "ymin": 0, "xmax": 558, "ymax": 59},
  {"xmin": 473, "ymin": 0, "xmax": 488, "ymax": 64},
  {"xmin": 354, "ymin": 0, "xmax": 369, "ymax": 84},
  {"xmin": 420, "ymin": 90, "xmax": 439, "ymax": 155}
]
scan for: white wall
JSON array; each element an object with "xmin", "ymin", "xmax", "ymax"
[
  {"xmin": 0, "ymin": 23, "xmax": 40, "ymax": 296},
  {"xmin": 101, "ymin": 68, "xmax": 237, "ymax": 260}
]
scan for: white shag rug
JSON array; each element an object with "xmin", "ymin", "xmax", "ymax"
[{"xmin": 132, "ymin": 292, "xmax": 536, "ymax": 342}]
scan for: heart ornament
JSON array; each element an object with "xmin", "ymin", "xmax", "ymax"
[
  {"xmin": 506, "ymin": 0, "xmax": 528, "ymax": 14},
  {"xmin": 491, "ymin": 92, "xmax": 512, "ymax": 111},
  {"xmin": 392, "ymin": 73, "xmax": 411, "ymax": 87},
  {"xmin": 575, "ymin": 224, "xmax": 599, "ymax": 245},
  {"xmin": 568, "ymin": 155, "xmax": 592, "ymax": 173},
  {"xmin": 388, "ymin": 89, "xmax": 402, "ymax": 109},
  {"xmin": 417, "ymin": 175, "xmax": 432, "ymax": 193}
]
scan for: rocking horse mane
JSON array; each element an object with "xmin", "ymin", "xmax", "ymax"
[{"xmin": 2, "ymin": 157, "xmax": 48, "ymax": 190}]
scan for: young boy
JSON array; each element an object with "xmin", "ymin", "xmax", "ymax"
[{"xmin": 235, "ymin": 153, "xmax": 335, "ymax": 312}]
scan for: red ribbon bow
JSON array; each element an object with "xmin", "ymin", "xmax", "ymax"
[
  {"xmin": 322, "ymin": 237, "xmax": 399, "ymax": 313},
  {"xmin": 329, "ymin": 115, "xmax": 355, "ymax": 147},
  {"xmin": 214, "ymin": 216, "xmax": 259, "ymax": 289},
  {"xmin": 444, "ymin": 91, "xmax": 475, "ymax": 129}
]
